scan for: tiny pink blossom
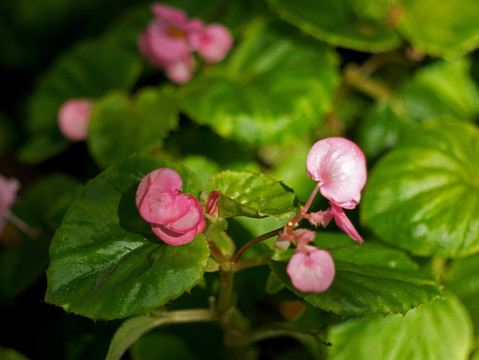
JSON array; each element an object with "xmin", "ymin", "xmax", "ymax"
[
  {"xmin": 287, "ymin": 248, "xmax": 335, "ymax": 293},
  {"xmin": 58, "ymin": 99, "xmax": 92, "ymax": 141},
  {"xmin": 306, "ymin": 137, "xmax": 367, "ymax": 209},
  {"xmin": 330, "ymin": 203, "xmax": 363, "ymax": 243},
  {"xmin": 304, "ymin": 209, "xmax": 334, "ymax": 228},
  {"xmin": 164, "ymin": 54, "xmax": 196, "ymax": 84},
  {"xmin": 136, "ymin": 168, "xmax": 205, "ymax": 245},
  {"xmin": 193, "ymin": 24, "xmax": 233, "ymax": 63}
]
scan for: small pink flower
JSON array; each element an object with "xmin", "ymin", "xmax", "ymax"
[
  {"xmin": 0, "ymin": 175, "xmax": 20, "ymax": 234},
  {"xmin": 304, "ymin": 209, "xmax": 334, "ymax": 228},
  {"xmin": 136, "ymin": 168, "xmax": 205, "ymax": 245},
  {"xmin": 163, "ymin": 54, "xmax": 196, "ymax": 84},
  {"xmin": 287, "ymin": 248, "xmax": 335, "ymax": 293},
  {"xmin": 58, "ymin": 99, "xmax": 92, "ymax": 141},
  {"xmin": 193, "ymin": 24, "xmax": 233, "ymax": 63},
  {"xmin": 306, "ymin": 137, "xmax": 367, "ymax": 209}
]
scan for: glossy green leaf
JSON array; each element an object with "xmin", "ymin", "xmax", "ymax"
[
  {"xmin": 179, "ymin": 19, "xmax": 338, "ymax": 145},
  {"xmin": 271, "ymin": 233, "xmax": 441, "ymax": 316},
  {"xmin": 327, "ymin": 295, "xmax": 472, "ymax": 360},
  {"xmin": 45, "ymin": 156, "xmax": 209, "ymax": 320},
  {"xmin": 397, "ymin": 0, "xmax": 479, "ymax": 57},
  {"xmin": 130, "ymin": 332, "xmax": 196, "ymax": 360},
  {"xmin": 210, "ymin": 170, "xmax": 299, "ymax": 219},
  {"xmin": 446, "ymin": 253, "xmax": 479, "ymax": 338},
  {"xmin": 19, "ymin": 41, "xmax": 142, "ymax": 163},
  {"xmin": 88, "ymin": 88, "xmax": 178, "ymax": 167},
  {"xmin": 361, "ymin": 121, "xmax": 479, "ymax": 257},
  {"xmin": 0, "ymin": 347, "xmax": 29, "ymax": 360},
  {"xmin": 359, "ymin": 58, "xmax": 479, "ymax": 158},
  {"xmin": 267, "ymin": 0, "xmax": 401, "ymax": 52}
]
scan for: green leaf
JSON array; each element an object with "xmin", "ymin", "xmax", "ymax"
[
  {"xmin": 267, "ymin": 0, "xmax": 401, "ymax": 52},
  {"xmin": 106, "ymin": 309, "xmax": 213, "ymax": 360},
  {"xmin": 210, "ymin": 170, "xmax": 299, "ymax": 219},
  {"xmin": 130, "ymin": 332, "xmax": 196, "ymax": 360},
  {"xmin": 19, "ymin": 41, "xmax": 142, "ymax": 163},
  {"xmin": 0, "ymin": 347, "xmax": 30, "ymax": 360},
  {"xmin": 446, "ymin": 253, "xmax": 479, "ymax": 339},
  {"xmin": 327, "ymin": 295, "xmax": 473, "ymax": 360},
  {"xmin": 88, "ymin": 87, "xmax": 178, "ymax": 167},
  {"xmin": 397, "ymin": 0, "xmax": 479, "ymax": 58},
  {"xmin": 179, "ymin": 19, "xmax": 338, "ymax": 145},
  {"xmin": 270, "ymin": 233, "xmax": 441, "ymax": 316},
  {"xmin": 358, "ymin": 58, "xmax": 479, "ymax": 158},
  {"xmin": 361, "ymin": 120, "xmax": 479, "ymax": 257},
  {"xmin": 45, "ymin": 156, "xmax": 209, "ymax": 320}
]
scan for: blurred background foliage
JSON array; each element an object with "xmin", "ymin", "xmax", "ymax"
[{"xmin": 2, "ymin": 0, "xmax": 479, "ymax": 358}]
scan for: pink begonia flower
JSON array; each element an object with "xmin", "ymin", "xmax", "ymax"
[
  {"xmin": 306, "ymin": 137, "xmax": 367, "ymax": 210},
  {"xmin": 287, "ymin": 248, "xmax": 335, "ymax": 293},
  {"xmin": 136, "ymin": 168, "xmax": 205, "ymax": 246},
  {"xmin": 192, "ymin": 24, "xmax": 233, "ymax": 63},
  {"xmin": 0, "ymin": 175, "xmax": 20, "ymax": 234},
  {"xmin": 58, "ymin": 99, "xmax": 92, "ymax": 142}
]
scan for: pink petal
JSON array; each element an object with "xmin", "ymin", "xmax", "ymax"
[
  {"xmin": 306, "ymin": 137, "xmax": 367, "ymax": 209},
  {"xmin": 151, "ymin": 3, "xmax": 188, "ymax": 25},
  {"xmin": 330, "ymin": 203, "xmax": 363, "ymax": 243},
  {"xmin": 152, "ymin": 215, "xmax": 205, "ymax": 246},
  {"xmin": 287, "ymin": 249, "xmax": 335, "ymax": 293},
  {"xmin": 141, "ymin": 24, "xmax": 192, "ymax": 65},
  {"xmin": 136, "ymin": 168, "xmax": 183, "ymax": 208},
  {"xmin": 58, "ymin": 99, "xmax": 92, "ymax": 142},
  {"xmin": 0, "ymin": 175, "xmax": 20, "ymax": 220},
  {"xmin": 163, "ymin": 196, "xmax": 204, "ymax": 233},
  {"xmin": 293, "ymin": 229, "xmax": 316, "ymax": 251},
  {"xmin": 194, "ymin": 24, "xmax": 233, "ymax": 63},
  {"xmin": 138, "ymin": 191, "xmax": 190, "ymax": 225},
  {"xmin": 164, "ymin": 55, "xmax": 195, "ymax": 84}
]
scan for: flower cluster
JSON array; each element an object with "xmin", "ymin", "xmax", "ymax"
[
  {"xmin": 279, "ymin": 137, "xmax": 367, "ymax": 293},
  {"xmin": 58, "ymin": 99, "xmax": 92, "ymax": 142},
  {"xmin": 0, "ymin": 175, "xmax": 20, "ymax": 235},
  {"xmin": 138, "ymin": 3, "xmax": 233, "ymax": 84},
  {"xmin": 136, "ymin": 168, "xmax": 205, "ymax": 245}
]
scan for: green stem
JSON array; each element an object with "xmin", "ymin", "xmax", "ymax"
[
  {"xmin": 232, "ymin": 227, "xmax": 283, "ymax": 264},
  {"xmin": 233, "ymin": 255, "xmax": 270, "ymax": 272},
  {"xmin": 343, "ymin": 64, "xmax": 392, "ymax": 100},
  {"xmin": 106, "ymin": 308, "xmax": 214, "ymax": 360},
  {"xmin": 216, "ymin": 269, "xmax": 235, "ymax": 315}
]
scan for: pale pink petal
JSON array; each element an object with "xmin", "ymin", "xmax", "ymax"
[
  {"xmin": 164, "ymin": 55, "xmax": 195, "ymax": 84},
  {"xmin": 0, "ymin": 175, "xmax": 20, "ymax": 220},
  {"xmin": 330, "ymin": 203, "xmax": 363, "ymax": 243},
  {"xmin": 275, "ymin": 232, "xmax": 294, "ymax": 250},
  {"xmin": 58, "ymin": 99, "xmax": 92, "ymax": 142},
  {"xmin": 293, "ymin": 229, "xmax": 316, "ymax": 252},
  {"xmin": 194, "ymin": 24, "xmax": 233, "ymax": 63},
  {"xmin": 304, "ymin": 209, "xmax": 334, "ymax": 228},
  {"xmin": 306, "ymin": 137, "xmax": 367, "ymax": 209},
  {"xmin": 287, "ymin": 249, "xmax": 335, "ymax": 293},
  {"xmin": 152, "ymin": 215, "xmax": 205, "ymax": 246},
  {"xmin": 141, "ymin": 24, "xmax": 192, "ymax": 65},
  {"xmin": 151, "ymin": 3, "xmax": 188, "ymax": 25},
  {"xmin": 138, "ymin": 191, "xmax": 190, "ymax": 225},
  {"xmin": 163, "ymin": 196, "xmax": 204, "ymax": 233}
]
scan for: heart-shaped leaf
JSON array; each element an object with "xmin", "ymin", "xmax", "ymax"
[
  {"xmin": 45, "ymin": 156, "xmax": 209, "ymax": 320},
  {"xmin": 210, "ymin": 170, "xmax": 299, "ymax": 219},
  {"xmin": 178, "ymin": 19, "xmax": 338, "ymax": 145},
  {"xmin": 19, "ymin": 41, "xmax": 142, "ymax": 163},
  {"xmin": 271, "ymin": 233, "xmax": 441, "ymax": 316},
  {"xmin": 87, "ymin": 87, "xmax": 178, "ymax": 167},
  {"xmin": 327, "ymin": 295, "xmax": 472, "ymax": 360},
  {"xmin": 361, "ymin": 120, "xmax": 479, "ymax": 257},
  {"xmin": 267, "ymin": 0, "xmax": 401, "ymax": 52},
  {"xmin": 397, "ymin": 0, "xmax": 479, "ymax": 58},
  {"xmin": 358, "ymin": 58, "xmax": 479, "ymax": 158}
]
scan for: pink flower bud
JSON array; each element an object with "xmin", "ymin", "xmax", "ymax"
[
  {"xmin": 193, "ymin": 24, "xmax": 233, "ymax": 63},
  {"xmin": 163, "ymin": 55, "xmax": 195, "ymax": 84},
  {"xmin": 304, "ymin": 209, "xmax": 334, "ymax": 228},
  {"xmin": 287, "ymin": 248, "xmax": 335, "ymax": 293},
  {"xmin": 136, "ymin": 168, "xmax": 205, "ymax": 245},
  {"xmin": 58, "ymin": 99, "xmax": 92, "ymax": 142},
  {"xmin": 306, "ymin": 137, "xmax": 367, "ymax": 209}
]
